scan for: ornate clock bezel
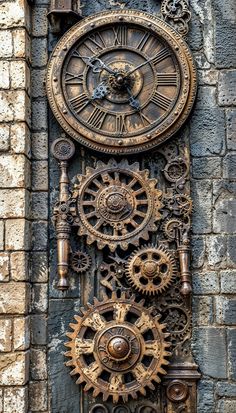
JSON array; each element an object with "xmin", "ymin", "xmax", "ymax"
[{"xmin": 47, "ymin": 9, "xmax": 197, "ymax": 155}]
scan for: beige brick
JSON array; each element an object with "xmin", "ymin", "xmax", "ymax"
[
  {"xmin": 0, "ymin": 61, "xmax": 10, "ymax": 89},
  {"xmin": 0, "ymin": 155, "xmax": 30, "ymax": 188},
  {"xmin": 13, "ymin": 29, "xmax": 31, "ymax": 61},
  {"xmin": 10, "ymin": 251, "xmax": 29, "ymax": 281},
  {"xmin": 0, "ymin": 388, "xmax": 2, "ymax": 412},
  {"xmin": 32, "ymin": 161, "xmax": 48, "ymax": 191},
  {"xmin": 13, "ymin": 316, "xmax": 30, "ymax": 351},
  {"xmin": 4, "ymin": 386, "xmax": 28, "ymax": 413},
  {"xmin": 30, "ymin": 348, "xmax": 47, "ymax": 380},
  {"xmin": 0, "ymin": 252, "xmax": 9, "ymax": 281},
  {"xmin": 0, "ymin": 351, "xmax": 29, "ymax": 385},
  {"xmin": 11, "ymin": 122, "xmax": 31, "ymax": 157},
  {"xmin": 0, "ymin": 124, "xmax": 10, "ymax": 151},
  {"xmin": 5, "ymin": 219, "xmax": 31, "ymax": 251},
  {"xmin": 0, "ymin": 189, "xmax": 30, "ymax": 218},
  {"xmin": 10, "ymin": 61, "xmax": 30, "ymax": 93},
  {"xmin": 0, "ymin": 0, "xmax": 29, "ymax": 30},
  {"xmin": 0, "ymin": 220, "xmax": 4, "ymax": 250},
  {"xmin": 0, "ymin": 282, "xmax": 29, "ymax": 314},
  {"xmin": 0, "ymin": 91, "xmax": 31, "ymax": 125},
  {"xmin": 0, "ymin": 319, "xmax": 12, "ymax": 352},
  {"xmin": 29, "ymin": 381, "xmax": 48, "ymax": 411},
  {"xmin": 0, "ymin": 30, "xmax": 12, "ymax": 58}
]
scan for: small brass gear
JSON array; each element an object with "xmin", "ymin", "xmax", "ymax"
[
  {"xmin": 71, "ymin": 251, "xmax": 92, "ymax": 274},
  {"xmin": 72, "ymin": 159, "xmax": 163, "ymax": 251},
  {"xmin": 126, "ymin": 245, "xmax": 177, "ymax": 296},
  {"xmin": 162, "ymin": 218, "xmax": 184, "ymax": 241},
  {"xmin": 65, "ymin": 293, "xmax": 171, "ymax": 403}
]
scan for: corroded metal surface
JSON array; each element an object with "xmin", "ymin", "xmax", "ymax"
[
  {"xmin": 65, "ymin": 293, "xmax": 171, "ymax": 403},
  {"xmin": 46, "ymin": 9, "xmax": 197, "ymax": 154}
]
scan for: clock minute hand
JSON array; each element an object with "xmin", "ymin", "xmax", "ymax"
[
  {"xmin": 126, "ymin": 55, "xmax": 157, "ymax": 76},
  {"xmin": 126, "ymin": 86, "xmax": 140, "ymax": 110},
  {"xmin": 79, "ymin": 54, "xmax": 116, "ymax": 75}
]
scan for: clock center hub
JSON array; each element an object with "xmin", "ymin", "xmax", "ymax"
[
  {"xmin": 142, "ymin": 260, "xmax": 158, "ymax": 278},
  {"xmin": 107, "ymin": 336, "xmax": 131, "ymax": 360}
]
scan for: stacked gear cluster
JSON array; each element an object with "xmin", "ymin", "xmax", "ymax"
[{"xmin": 47, "ymin": 3, "xmax": 200, "ymax": 412}]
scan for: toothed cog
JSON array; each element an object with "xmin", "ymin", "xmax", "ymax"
[{"xmin": 65, "ymin": 293, "xmax": 171, "ymax": 403}]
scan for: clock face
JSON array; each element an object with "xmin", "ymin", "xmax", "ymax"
[{"xmin": 47, "ymin": 10, "xmax": 197, "ymax": 154}]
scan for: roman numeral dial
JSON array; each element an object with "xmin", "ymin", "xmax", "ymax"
[{"xmin": 48, "ymin": 10, "xmax": 197, "ymax": 153}]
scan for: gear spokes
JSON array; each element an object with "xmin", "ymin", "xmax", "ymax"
[
  {"xmin": 65, "ymin": 293, "xmax": 171, "ymax": 403},
  {"xmin": 126, "ymin": 245, "xmax": 177, "ymax": 295}
]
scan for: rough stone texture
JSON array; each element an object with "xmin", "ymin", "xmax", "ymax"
[
  {"xmin": 3, "ymin": 386, "xmax": 28, "ymax": 413},
  {"xmin": 5, "ymin": 219, "xmax": 31, "ymax": 251},
  {"xmin": 192, "ymin": 271, "xmax": 220, "ymax": 295},
  {"xmin": 0, "ymin": 319, "xmax": 12, "ymax": 352},
  {"xmin": 216, "ymin": 400, "xmax": 236, "ymax": 413},
  {"xmin": 0, "ymin": 351, "xmax": 29, "ymax": 385},
  {"xmin": 30, "ymin": 348, "xmax": 47, "ymax": 380},
  {"xmin": 0, "ymin": 282, "xmax": 29, "ymax": 314},
  {"xmin": 13, "ymin": 317, "xmax": 30, "ymax": 351},
  {"xmin": 29, "ymin": 381, "xmax": 48, "ymax": 411},
  {"xmin": 197, "ymin": 380, "xmax": 215, "ymax": 413},
  {"xmin": 228, "ymin": 328, "xmax": 236, "ymax": 380},
  {"xmin": 0, "ymin": 253, "xmax": 9, "ymax": 282},
  {"xmin": 218, "ymin": 71, "xmax": 236, "ymax": 106},
  {"xmin": 10, "ymin": 252, "xmax": 29, "ymax": 281}
]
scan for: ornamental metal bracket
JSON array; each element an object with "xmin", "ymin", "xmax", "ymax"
[
  {"xmin": 48, "ymin": 0, "xmax": 81, "ymax": 33},
  {"xmin": 161, "ymin": 0, "xmax": 192, "ymax": 36}
]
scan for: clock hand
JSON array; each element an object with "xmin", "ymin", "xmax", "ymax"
[
  {"xmin": 78, "ymin": 54, "xmax": 116, "ymax": 75},
  {"xmin": 126, "ymin": 87, "xmax": 141, "ymax": 110},
  {"xmin": 126, "ymin": 56, "xmax": 157, "ymax": 76},
  {"xmin": 92, "ymin": 82, "xmax": 110, "ymax": 100}
]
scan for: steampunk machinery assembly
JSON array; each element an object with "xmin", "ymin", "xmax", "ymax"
[{"xmin": 48, "ymin": 3, "xmax": 200, "ymax": 413}]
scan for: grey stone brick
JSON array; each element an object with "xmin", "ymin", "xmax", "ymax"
[
  {"xmin": 32, "ymin": 7, "xmax": 48, "ymax": 37},
  {"xmin": 223, "ymin": 153, "xmax": 236, "ymax": 179},
  {"xmin": 30, "ymin": 252, "xmax": 48, "ymax": 283},
  {"xmin": 213, "ymin": 0, "xmax": 236, "ymax": 68},
  {"xmin": 191, "ymin": 236, "xmax": 206, "ymax": 269},
  {"xmin": 31, "ymin": 314, "xmax": 47, "ymax": 345},
  {"xmin": 216, "ymin": 297, "xmax": 236, "ymax": 325},
  {"xmin": 32, "ymin": 100, "xmax": 48, "ymax": 131},
  {"xmin": 216, "ymin": 381, "xmax": 236, "ymax": 397},
  {"xmin": 29, "ymin": 380, "xmax": 48, "ymax": 411},
  {"xmin": 30, "ymin": 348, "xmax": 47, "ymax": 380},
  {"xmin": 31, "ymin": 192, "xmax": 48, "ymax": 220},
  {"xmin": 219, "ymin": 71, "xmax": 236, "ymax": 106},
  {"xmin": 216, "ymin": 400, "xmax": 236, "ymax": 413},
  {"xmin": 192, "ymin": 157, "xmax": 221, "ymax": 179},
  {"xmin": 31, "ymin": 283, "xmax": 48, "ymax": 313},
  {"xmin": 192, "ymin": 271, "xmax": 220, "ymax": 294},
  {"xmin": 228, "ymin": 328, "xmax": 236, "ymax": 380},
  {"xmin": 197, "ymin": 380, "xmax": 215, "ymax": 413},
  {"xmin": 198, "ymin": 70, "xmax": 218, "ymax": 86},
  {"xmin": 191, "ymin": 180, "xmax": 212, "ymax": 234},
  {"xmin": 31, "ymin": 69, "xmax": 46, "ymax": 98},
  {"xmin": 187, "ymin": 9, "xmax": 203, "ymax": 51},
  {"xmin": 32, "ymin": 161, "xmax": 48, "ymax": 191},
  {"xmin": 192, "ymin": 296, "xmax": 214, "ymax": 326},
  {"xmin": 32, "ymin": 221, "xmax": 48, "ymax": 251},
  {"xmin": 190, "ymin": 109, "xmax": 225, "ymax": 156},
  {"xmin": 192, "ymin": 327, "xmax": 227, "ymax": 378},
  {"xmin": 228, "ymin": 235, "xmax": 236, "ymax": 267},
  {"xmin": 31, "ymin": 38, "xmax": 48, "ymax": 67},
  {"xmin": 32, "ymin": 132, "xmax": 48, "ymax": 160},
  {"xmin": 221, "ymin": 270, "xmax": 236, "ymax": 293},
  {"xmin": 206, "ymin": 235, "xmax": 227, "ymax": 268},
  {"xmin": 226, "ymin": 109, "xmax": 236, "ymax": 150},
  {"xmin": 213, "ymin": 180, "xmax": 236, "ymax": 234}
]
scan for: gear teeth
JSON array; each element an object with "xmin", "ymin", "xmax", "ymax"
[
  {"xmin": 92, "ymin": 388, "xmax": 100, "ymax": 398},
  {"xmin": 66, "ymin": 330, "xmax": 75, "ymax": 338},
  {"xmin": 70, "ymin": 368, "xmax": 78, "ymax": 376},
  {"xmin": 139, "ymin": 387, "xmax": 146, "ymax": 396},
  {"xmin": 74, "ymin": 315, "xmax": 82, "ymax": 322},
  {"xmin": 76, "ymin": 376, "xmax": 84, "ymax": 385},
  {"xmin": 65, "ymin": 360, "xmax": 74, "ymax": 367}
]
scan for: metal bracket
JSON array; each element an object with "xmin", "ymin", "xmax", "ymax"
[{"xmin": 48, "ymin": 0, "xmax": 81, "ymax": 33}]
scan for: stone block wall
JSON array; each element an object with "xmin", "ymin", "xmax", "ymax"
[{"xmin": 0, "ymin": 0, "xmax": 236, "ymax": 412}]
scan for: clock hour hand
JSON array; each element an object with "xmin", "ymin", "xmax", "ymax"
[
  {"xmin": 79, "ymin": 54, "xmax": 116, "ymax": 75},
  {"xmin": 126, "ymin": 87, "xmax": 140, "ymax": 110},
  {"xmin": 92, "ymin": 82, "xmax": 110, "ymax": 100}
]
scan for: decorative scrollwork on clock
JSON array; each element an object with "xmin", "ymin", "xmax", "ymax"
[
  {"xmin": 65, "ymin": 293, "xmax": 171, "ymax": 403},
  {"xmin": 72, "ymin": 159, "xmax": 163, "ymax": 251}
]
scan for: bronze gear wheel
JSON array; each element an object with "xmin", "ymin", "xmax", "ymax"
[
  {"xmin": 72, "ymin": 159, "xmax": 163, "ymax": 251},
  {"xmin": 65, "ymin": 293, "xmax": 171, "ymax": 403},
  {"xmin": 161, "ymin": 304, "xmax": 191, "ymax": 342},
  {"xmin": 71, "ymin": 250, "xmax": 92, "ymax": 273},
  {"xmin": 162, "ymin": 218, "xmax": 184, "ymax": 241},
  {"xmin": 126, "ymin": 245, "xmax": 177, "ymax": 295}
]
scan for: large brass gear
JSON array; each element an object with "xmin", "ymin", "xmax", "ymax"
[
  {"xmin": 72, "ymin": 159, "xmax": 163, "ymax": 251},
  {"xmin": 126, "ymin": 245, "xmax": 177, "ymax": 296},
  {"xmin": 65, "ymin": 293, "xmax": 171, "ymax": 403}
]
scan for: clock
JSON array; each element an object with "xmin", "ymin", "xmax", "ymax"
[{"xmin": 47, "ymin": 10, "xmax": 197, "ymax": 154}]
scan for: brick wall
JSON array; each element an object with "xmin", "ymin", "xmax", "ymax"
[{"xmin": 0, "ymin": 0, "xmax": 236, "ymax": 412}]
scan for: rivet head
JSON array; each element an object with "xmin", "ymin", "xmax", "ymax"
[
  {"xmin": 91, "ymin": 23, "xmax": 95, "ymax": 27},
  {"xmin": 148, "ymin": 23, "xmax": 152, "ymax": 27},
  {"xmin": 175, "ymin": 111, "xmax": 178, "ymax": 116},
  {"xmin": 118, "ymin": 140, "xmax": 123, "ymax": 145},
  {"xmin": 63, "ymin": 109, "xmax": 68, "ymax": 114},
  {"xmin": 147, "ymin": 134, "xmax": 152, "ymax": 139},
  {"xmin": 63, "ymin": 46, "xmax": 67, "ymax": 51},
  {"xmin": 53, "ymin": 77, "xmax": 57, "ymax": 82},
  {"xmin": 119, "ymin": 16, "xmax": 123, "ymax": 20},
  {"xmin": 175, "ymin": 46, "xmax": 179, "ymax": 51}
]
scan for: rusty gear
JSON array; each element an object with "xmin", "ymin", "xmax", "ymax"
[
  {"xmin": 165, "ymin": 194, "xmax": 192, "ymax": 217},
  {"xmin": 126, "ymin": 245, "xmax": 177, "ymax": 296},
  {"xmin": 71, "ymin": 251, "xmax": 91, "ymax": 274},
  {"xmin": 65, "ymin": 293, "xmax": 171, "ymax": 403},
  {"xmin": 161, "ymin": 304, "xmax": 191, "ymax": 342},
  {"xmin": 162, "ymin": 218, "xmax": 184, "ymax": 241},
  {"xmin": 72, "ymin": 159, "xmax": 163, "ymax": 251}
]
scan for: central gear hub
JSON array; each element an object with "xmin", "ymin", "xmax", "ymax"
[
  {"xmin": 107, "ymin": 336, "xmax": 131, "ymax": 360},
  {"xmin": 65, "ymin": 293, "xmax": 171, "ymax": 403},
  {"xmin": 105, "ymin": 193, "xmax": 127, "ymax": 213},
  {"xmin": 142, "ymin": 260, "xmax": 158, "ymax": 278}
]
